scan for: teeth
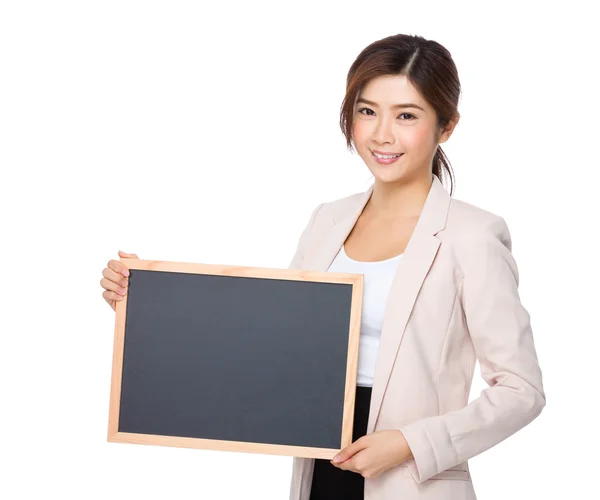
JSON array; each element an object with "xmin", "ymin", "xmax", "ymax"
[{"xmin": 373, "ymin": 152, "xmax": 400, "ymax": 159}]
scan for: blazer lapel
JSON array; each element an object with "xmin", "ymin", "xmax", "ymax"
[
  {"xmin": 305, "ymin": 185, "xmax": 374, "ymax": 272},
  {"xmin": 301, "ymin": 175, "xmax": 451, "ymax": 435}
]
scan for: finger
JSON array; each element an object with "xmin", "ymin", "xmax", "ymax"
[
  {"xmin": 100, "ymin": 277, "xmax": 127, "ymax": 296},
  {"xmin": 118, "ymin": 250, "xmax": 139, "ymax": 259},
  {"xmin": 102, "ymin": 266, "xmax": 128, "ymax": 288},
  {"xmin": 103, "ymin": 289, "xmax": 125, "ymax": 306},
  {"xmin": 331, "ymin": 458, "xmax": 358, "ymax": 473},
  {"xmin": 107, "ymin": 259, "xmax": 130, "ymax": 277},
  {"xmin": 332, "ymin": 438, "xmax": 366, "ymax": 464},
  {"xmin": 103, "ymin": 289, "xmax": 126, "ymax": 301}
]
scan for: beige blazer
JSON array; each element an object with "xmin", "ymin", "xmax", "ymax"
[{"xmin": 287, "ymin": 174, "xmax": 546, "ymax": 500}]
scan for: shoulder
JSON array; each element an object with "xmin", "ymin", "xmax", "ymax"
[
  {"xmin": 318, "ymin": 189, "xmax": 512, "ymax": 242},
  {"xmin": 445, "ymin": 197, "xmax": 512, "ymax": 251},
  {"xmin": 444, "ymin": 197, "xmax": 518, "ymax": 283},
  {"xmin": 311, "ymin": 186, "xmax": 513, "ymax": 250},
  {"xmin": 306, "ymin": 189, "xmax": 368, "ymax": 226}
]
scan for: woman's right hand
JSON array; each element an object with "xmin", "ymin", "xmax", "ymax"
[{"xmin": 101, "ymin": 250, "xmax": 139, "ymax": 312}]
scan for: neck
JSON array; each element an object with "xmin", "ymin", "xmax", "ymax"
[{"xmin": 367, "ymin": 172, "xmax": 433, "ymax": 219}]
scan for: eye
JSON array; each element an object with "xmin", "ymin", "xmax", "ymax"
[
  {"xmin": 357, "ymin": 107, "xmax": 375, "ymax": 116},
  {"xmin": 357, "ymin": 108, "xmax": 415, "ymax": 120}
]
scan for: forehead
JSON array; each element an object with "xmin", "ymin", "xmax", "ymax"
[{"xmin": 357, "ymin": 75, "xmax": 427, "ymax": 109}]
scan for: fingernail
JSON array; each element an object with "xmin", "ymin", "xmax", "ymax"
[
  {"xmin": 333, "ymin": 455, "xmax": 341, "ymax": 462},
  {"xmin": 122, "ymin": 269, "xmax": 129, "ymax": 277}
]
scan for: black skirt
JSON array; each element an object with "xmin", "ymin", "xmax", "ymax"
[{"xmin": 309, "ymin": 385, "xmax": 372, "ymax": 500}]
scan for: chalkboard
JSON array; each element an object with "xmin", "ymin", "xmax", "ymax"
[{"xmin": 107, "ymin": 259, "xmax": 363, "ymax": 459}]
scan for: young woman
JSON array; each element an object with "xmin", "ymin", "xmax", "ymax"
[{"xmin": 100, "ymin": 34, "xmax": 545, "ymax": 500}]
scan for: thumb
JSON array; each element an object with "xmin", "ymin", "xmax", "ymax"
[
  {"xmin": 118, "ymin": 250, "xmax": 139, "ymax": 259},
  {"xmin": 332, "ymin": 438, "xmax": 365, "ymax": 463}
]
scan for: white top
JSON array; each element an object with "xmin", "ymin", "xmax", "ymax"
[{"xmin": 327, "ymin": 245, "xmax": 403, "ymax": 388}]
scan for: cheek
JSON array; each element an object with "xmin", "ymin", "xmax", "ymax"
[
  {"xmin": 407, "ymin": 125, "xmax": 436, "ymax": 150},
  {"xmin": 352, "ymin": 120, "xmax": 369, "ymax": 143}
]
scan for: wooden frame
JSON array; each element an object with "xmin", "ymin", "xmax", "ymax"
[{"xmin": 107, "ymin": 258, "xmax": 364, "ymax": 459}]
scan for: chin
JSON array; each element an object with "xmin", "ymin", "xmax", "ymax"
[{"xmin": 369, "ymin": 168, "xmax": 407, "ymax": 184}]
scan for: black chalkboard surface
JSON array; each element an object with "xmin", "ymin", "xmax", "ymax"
[{"xmin": 107, "ymin": 259, "xmax": 363, "ymax": 459}]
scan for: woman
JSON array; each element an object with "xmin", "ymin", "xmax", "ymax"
[{"xmin": 100, "ymin": 34, "xmax": 545, "ymax": 500}]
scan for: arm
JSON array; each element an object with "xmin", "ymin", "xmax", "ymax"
[{"xmin": 398, "ymin": 216, "xmax": 546, "ymax": 482}]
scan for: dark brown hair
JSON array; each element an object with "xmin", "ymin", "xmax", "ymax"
[{"xmin": 339, "ymin": 34, "xmax": 461, "ymax": 196}]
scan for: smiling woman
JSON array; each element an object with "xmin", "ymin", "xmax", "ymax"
[
  {"xmin": 96, "ymin": 30, "xmax": 544, "ymax": 500},
  {"xmin": 287, "ymin": 32, "xmax": 545, "ymax": 500},
  {"xmin": 339, "ymin": 35, "xmax": 461, "ymax": 199}
]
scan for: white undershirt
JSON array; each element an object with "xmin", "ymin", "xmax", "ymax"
[{"xmin": 327, "ymin": 245, "xmax": 403, "ymax": 388}]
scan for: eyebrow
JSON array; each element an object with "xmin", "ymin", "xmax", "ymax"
[{"xmin": 356, "ymin": 98, "xmax": 425, "ymax": 112}]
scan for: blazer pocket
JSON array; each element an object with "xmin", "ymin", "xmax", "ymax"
[{"xmin": 402, "ymin": 466, "xmax": 470, "ymax": 481}]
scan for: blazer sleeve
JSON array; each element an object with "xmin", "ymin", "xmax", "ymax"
[
  {"xmin": 287, "ymin": 202, "xmax": 324, "ymax": 269},
  {"xmin": 398, "ymin": 215, "xmax": 546, "ymax": 483}
]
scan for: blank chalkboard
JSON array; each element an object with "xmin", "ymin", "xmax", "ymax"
[{"xmin": 107, "ymin": 259, "xmax": 363, "ymax": 459}]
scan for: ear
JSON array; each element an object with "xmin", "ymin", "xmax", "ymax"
[{"xmin": 438, "ymin": 113, "xmax": 460, "ymax": 145}]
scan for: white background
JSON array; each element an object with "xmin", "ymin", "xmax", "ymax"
[{"xmin": 1, "ymin": 1, "xmax": 598, "ymax": 499}]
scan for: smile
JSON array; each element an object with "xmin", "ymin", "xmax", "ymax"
[{"xmin": 372, "ymin": 151, "xmax": 403, "ymax": 164}]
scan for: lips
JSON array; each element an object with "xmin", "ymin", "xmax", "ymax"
[
  {"xmin": 371, "ymin": 151, "xmax": 403, "ymax": 164},
  {"xmin": 372, "ymin": 149, "xmax": 402, "ymax": 156}
]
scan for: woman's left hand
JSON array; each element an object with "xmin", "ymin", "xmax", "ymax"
[{"xmin": 330, "ymin": 430, "xmax": 413, "ymax": 479}]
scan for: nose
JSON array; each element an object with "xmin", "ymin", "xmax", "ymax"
[{"xmin": 372, "ymin": 118, "xmax": 396, "ymax": 145}]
